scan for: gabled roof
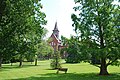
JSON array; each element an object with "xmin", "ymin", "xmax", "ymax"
[{"xmin": 50, "ymin": 33, "xmax": 61, "ymax": 43}]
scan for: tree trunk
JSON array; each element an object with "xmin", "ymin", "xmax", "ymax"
[
  {"xmin": 35, "ymin": 59, "xmax": 37, "ymax": 66},
  {"xmin": 11, "ymin": 63, "xmax": 13, "ymax": 66},
  {"xmin": 19, "ymin": 60, "xmax": 23, "ymax": 67},
  {"xmin": 19, "ymin": 55, "xmax": 23, "ymax": 67},
  {"xmin": 99, "ymin": 58, "xmax": 109, "ymax": 75},
  {"xmin": 0, "ymin": 57, "xmax": 2, "ymax": 68}
]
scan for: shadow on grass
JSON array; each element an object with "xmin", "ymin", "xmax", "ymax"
[
  {"xmin": 10, "ymin": 73, "xmax": 120, "ymax": 80},
  {"xmin": 0, "ymin": 64, "xmax": 39, "ymax": 72}
]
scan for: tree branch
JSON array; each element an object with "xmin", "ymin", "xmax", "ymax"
[{"xmin": 106, "ymin": 58, "xmax": 118, "ymax": 66}]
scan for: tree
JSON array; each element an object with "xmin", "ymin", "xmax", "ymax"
[
  {"xmin": 0, "ymin": 0, "xmax": 46, "ymax": 68},
  {"xmin": 72, "ymin": 0, "xmax": 120, "ymax": 75},
  {"xmin": 34, "ymin": 28, "xmax": 54, "ymax": 66},
  {"xmin": 50, "ymin": 51, "xmax": 61, "ymax": 69},
  {"xmin": 61, "ymin": 36, "xmax": 81, "ymax": 63},
  {"xmin": 0, "ymin": 0, "xmax": 18, "ymax": 68},
  {"xmin": 36, "ymin": 40, "xmax": 54, "ymax": 60}
]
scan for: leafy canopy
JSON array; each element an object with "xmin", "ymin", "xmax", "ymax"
[{"xmin": 72, "ymin": 0, "xmax": 120, "ymax": 75}]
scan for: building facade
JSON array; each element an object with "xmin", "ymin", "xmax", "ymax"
[{"xmin": 49, "ymin": 22, "xmax": 65, "ymax": 51}]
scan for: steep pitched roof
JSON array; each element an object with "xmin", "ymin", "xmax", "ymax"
[
  {"xmin": 53, "ymin": 22, "xmax": 59, "ymax": 31},
  {"xmin": 50, "ymin": 33, "xmax": 61, "ymax": 43}
]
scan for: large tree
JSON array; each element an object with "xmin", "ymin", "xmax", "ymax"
[
  {"xmin": 72, "ymin": 0, "xmax": 120, "ymax": 75},
  {"xmin": 0, "ymin": 0, "xmax": 46, "ymax": 68}
]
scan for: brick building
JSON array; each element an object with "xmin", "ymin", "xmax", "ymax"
[{"xmin": 49, "ymin": 22, "xmax": 66, "ymax": 52}]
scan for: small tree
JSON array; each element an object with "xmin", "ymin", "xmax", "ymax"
[{"xmin": 50, "ymin": 51, "xmax": 61, "ymax": 69}]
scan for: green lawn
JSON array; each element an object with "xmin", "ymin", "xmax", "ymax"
[{"xmin": 0, "ymin": 60, "xmax": 120, "ymax": 80}]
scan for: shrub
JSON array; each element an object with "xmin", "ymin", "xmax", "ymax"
[{"xmin": 50, "ymin": 51, "xmax": 61, "ymax": 69}]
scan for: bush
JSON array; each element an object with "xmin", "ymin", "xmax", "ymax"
[{"xmin": 50, "ymin": 51, "xmax": 61, "ymax": 69}]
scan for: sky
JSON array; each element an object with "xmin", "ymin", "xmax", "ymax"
[
  {"xmin": 41, "ymin": 0, "xmax": 120, "ymax": 39},
  {"xmin": 41, "ymin": 0, "xmax": 76, "ymax": 38}
]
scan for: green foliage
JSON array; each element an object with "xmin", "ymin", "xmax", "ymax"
[
  {"xmin": 50, "ymin": 51, "xmax": 61, "ymax": 69},
  {"xmin": 72, "ymin": 0, "xmax": 120, "ymax": 75},
  {"xmin": 61, "ymin": 36, "xmax": 91, "ymax": 63},
  {"xmin": 36, "ymin": 40, "xmax": 54, "ymax": 60},
  {"xmin": 64, "ymin": 36, "xmax": 81, "ymax": 63},
  {"xmin": 61, "ymin": 35, "xmax": 68, "ymax": 46},
  {"xmin": 0, "ymin": 0, "xmax": 47, "ymax": 67}
]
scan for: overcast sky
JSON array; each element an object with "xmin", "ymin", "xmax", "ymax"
[
  {"xmin": 41, "ymin": 0, "xmax": 120, "ymax": 39},
  {"xmin": 41, "ymin": 0, "xmax": 76, "ymax": 38}
]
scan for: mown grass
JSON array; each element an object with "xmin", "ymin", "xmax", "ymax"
[{"xmin": 0, "ymin": 60, "xmax": 120, "ymax": 80}]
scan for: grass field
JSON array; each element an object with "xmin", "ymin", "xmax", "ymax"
[{"xmin": 0, "ymin": 60, "xmax": 120, "ymax": 80}]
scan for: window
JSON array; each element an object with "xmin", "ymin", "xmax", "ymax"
[{"xmin": 51, "ymin": 42, "xmax": 53, "ymax": 45}]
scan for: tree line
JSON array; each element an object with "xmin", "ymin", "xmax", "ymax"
[{"xmin": 0, "ymin": 0, "xmax": 54, "ymax": 68}]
